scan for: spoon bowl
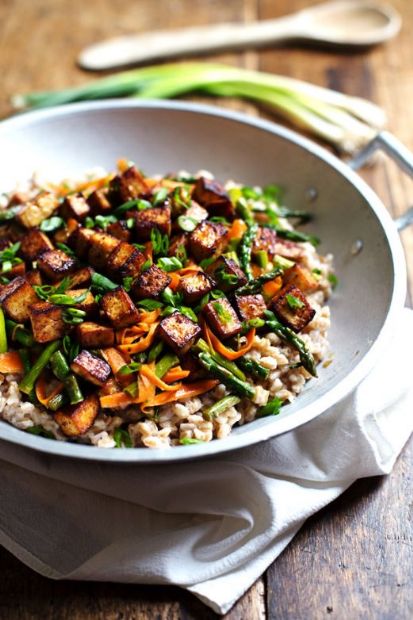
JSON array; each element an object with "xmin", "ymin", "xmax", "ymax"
[{"xmin": 79, "ymin": 1, "xmax": 402, "ymax": 71}]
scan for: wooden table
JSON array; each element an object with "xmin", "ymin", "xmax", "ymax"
[{"xmin": 0, "ymin": 1, "xmax": 412, "ymax": 618}]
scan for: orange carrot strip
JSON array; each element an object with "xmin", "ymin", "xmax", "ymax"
[
  {"xmin": 168, "ymin": 272, "xmax": 181, "ymax": 291},
  {"xmin": 251, "ymin": 264, "xmax": 263, "ymax": 278},
  {"xmin": 162, "ymin": 367, "xmax": 191, "ymax": 383},
  {"xmin": 176, "ymin": 265, "xmax": 203, "ymax": 276},
  {"xmin": 118, "ymin": 323, "xmax": 158, "ymax": 354},
  {"xmin": 35, "ymin": 374, "xmax": 64, "ymax": 407},
  {"xmin": 228, "ymin": 218, "xmax": 247, "ymax": 240},
  {"xmin": 139, "ymin": 363, "xmax": 182, "ymax": 391},
  {"xmin": 100, "ymin": 392, "xmax": 133, "ymax": 409},
  {"xmin": 101, "ymin": 348, "xmax": 130, "ymax": 375},
  {"xmin": 204, "ymin": 323, "xmax": 256, "ymax": 360},
  {"xmin": 138, "ymin": 309, "xmax": 161, "ymax": 324},
  {"xmin": 136, "ymin": 371, "xmax": 156, "ymax": 403},
  {"xmin": 262, "ymin": 276, "xmax": 283, "ymax": 301},
  {"xmin": 141, "ymin": 380, "xmax": 219, "ymax": 410},
  {"xmin": 0, "ymin": 351, "xmax": 24, "ymax": 374}
]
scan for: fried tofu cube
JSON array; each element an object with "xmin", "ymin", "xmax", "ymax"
[
  {"xmin": 71, "ymin": 349, "xmax": 111, "ymax": 386},
  {"xmin": 29, "ymin": 301, "xmax": 66, "ymax": 343},
  {"xmin": 234, "ymin": 293, "xmax": 267, "ymax": 322},
  {"xmin": 106, "ymin": 220, "xmax": 131, "ymax": 241},
  {"xmin": 108, "ymin": 166, "xmax": 150, "ymax": 206},
  {"xmin": 0, "ymin": 276, "xmax": 38, "ymax": 322},
  {"xmin": 252, "ymin": 227, "xmax": 278, "ymax": 257},
  {"xmin": 282, "ymin": 264, "xmax": 318, "ymax": 293},
  {"xmin": 131, "ymin": 264, "xmax": 171, "ymax": 300},
  {"xmin": 65, "ymin": 289, "xmax": 98, "ymax": 318},
  {"xmin": 7, "ymin": 262, "xmax": 26, "ymax": 278},
  {"xmin": 87, "ymin": 188, "xmax": 112, "ymax": 214},
  {"xmin": 168, "ymin": 233, "xmax": 188, "ymax": 258},
  {"xmin": 17, "ymin": 192, "xmax": 59, "ymax": 228},
  {"xmin": 206, "ymin": 256, "xmax": 247, "ymax": 292},
  {"xmin": 59, "ymin": 193, "xmax": 90, "ymax": 220},
  {"xmin": 185, "ymin": 202, "xmax": 209, "ymax": 223},
  {"xmin": 55, "ymin": 394, "xmax": 100, "ymax": 437},
  {"xmin": 76, "ymin": 322, "xmax": 115, "ymax": 348},
  {"xmin": 67, "ymin": 226, "xmax": 95, "ymax": 259},
  {"xmin": 271, "ymin": 284, "xmax": 315, "ymax": 333},
  {"xmin": 88, "ymin": 231, "xmax": 120, "ymax": 270},
  {"xmin": 192, "ymin": 177, "xmax": 235, "ymax": 220},
  {"xmin": 37, "ymin": 249, "xmax": 77, "ymax": 282},
  {"xmin": 20, "ymin": 228, "xmax": 54, "ymax": 260},
  {"xmin": 107, "ymin": 242, "xmax": 146, "ymax": 279},
  {"xmin": 273, "ymin": 238, "xmax": 304, "ymax": 260},
  {"xmin": 158, "ymin": 311, "xmax": 201, "ymax": 355},
  {"xmin": 203, "ymin": 297, "xmax": 242, "ymax": 339},
  {"xmin": 189, "ymin": 221, "xmax": 228, "ymax": 261},
  {"xmin": 101, "ymin": 287, "xmax": 140, "ymax": 328},
  {"xmin": 68, "ymin": 266, "xmax": 94, "ymax": 289},
  {"xmin": 134, "ymin": 206, "xmax": 171, "ymax": 241},
  {"xmin": 178, "ymin": 272, "xmax": 213, "ymax": 303},
  {"xmin": 25, "ymin": 270, "xmax": 42, "ymax": 287}
]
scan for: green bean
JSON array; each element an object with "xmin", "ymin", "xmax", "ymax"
[
  {"xmin": 0, "ymin": 308, "xmax": 7, "ymax": 353},
  {"xmin": 266, "ymin": 319, "xmax": 317, "ymax": 377},
  {"xmin": 257, "ymin": 397, "xmax": 282, "ymax": 417},
  {"xmin": 197, "ymin": 352, "xmax": 255, "ymax": 398},
  {"xmin": 238, "ymin": 357, "xmax": 269, "ymax": 380},
  {"xmin": 5, "ymin": 319, "xmax": 34, "ymax": 347},
  {"xmin": 64, "ymin": 374, "xmax": 83, "ymax": 405},
  {"xmin": 147, "ymin": 340, "xmax": 164, "ymax": 363},
  {"xmin": 203, "ymin": 395, "xmax": 241, "ymax": 420},
  {"xmin": 50, "ymin": 350, "xmax": 70, "ymax": 381},
  {"xmin": 18, "ymin": 349, "xmax": 31, "ymax": 374},
  {"xmin": 19, "ymin": 340, "xmax": 61, "ymax": 395},
  {"xmin": 155, "ymin": 353, "xmax": 179, "ymax": 378}
]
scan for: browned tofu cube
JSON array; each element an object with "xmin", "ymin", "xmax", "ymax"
[
  {"xmin": 55, "ymin": 394, "xmax": 100, "ymax": 437},
  {"xmin": 189, "ymin": 221, "xmax": 228, "ymax": 261},
  {"xmin": 158, "ymin": 311, "xmax": 201, "ymax": 355},
  {"xmin": 25, "ymin": 270, "xmax": 42, "ymax": 287},
  {"xmin": 178, "ymin": 272, "xmax": 213, "ymax": 303},
  {"xmin": 76, "ymin": 322, "xmax": 115, "ymax": 348},
  {"xmin": 234, "ymin": 293, "xmax": 267, "ymax": 322},
  {"xmin": 106, "ymin": 220, "xmax": 131, "ymax": 241},
  {"xmin": 37, "ymin": 249, "xmax": 77, "ymax": 282},
  {"xmin": 107, "ymin": 242, "xmax": 146, "ymax": 280},
  {"xmin": 7, "ymin": 262, "xmax": 26, "ymax": 278},
  {"xmin": 67, "ymin": 226, "xmax": 95, "ymax": 259},
  {"xmin": 282, "ymin": 264, "xmax": 318, "ymax": 293},
  {"xmin": 206, "ymin": 256, "xmax": 247, "ymax": 292},
  {"xmin": 66, "ymin": 289, "xmax": 98, "ymax": 318},
  {"xmin": 203, "ymin": 297, "xmax": 242, "ymax": 339},
  {"xmin": 71, "ymin": 349, "xmax": 111, "ymax": 386},
  {"xmin": 273, "ymin": 238, "xmax": 304, "ymax": 260},
  {"xmin": 168, "ymin": 233, "xmax": 188, "ymax": 258},
  {"xmin": 108, "ymin": 166, "xmax": 150, "ymax": 206},
  {"xmin": 252, "ymin": 227, "xmax": 278, "ymax": 257},
  {"xmin": 185, "ymin": 202, "xmax": 209, "ymax": 223},
  {"xmin": 134, "ymin": 206, "xmax": 171, "ymax": 241},
  {"xmin": 192, "ymin": 177, "xmax": 235, "ymax": 220},
  {"xmin": 17, "ymin": 192, "xmax": 59, "ymax": 228},
  {"xmin": 88, "ymin": 231, "xmax": 120, "ymax": 270},
  {"xmin": 0, "ymin": 276, "xmax": 38, "ymax": 322},
  {"xmin": 131, "ymin": 265, "xmax": 171, "ymax": 300},
  {"xmin": 29, "ymin": 301, "xmax": 66, "ymax": 343},
  {"xmin": 101, "ymin": 287, "xmax": 140, "ymax": 328},
  {"xmin": 20, "ymin": 228, "xmax": 54, "ymax": 260},
  {"xmin": 271, "ymin": 284, "xmax": 315, "ymax": 333},
  {"xmin": 87, "ymin": 188, "xmax": 112, "ymax": 214},
  {"xmin": 67, "ymin": 266, "xmax": 94, "ymax": 289},
  {"xmin": 59, "ymin": 193, "xmax": 90, "ymax": 220}
]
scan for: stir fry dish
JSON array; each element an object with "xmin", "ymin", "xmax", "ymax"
[{"xmin": 0, "ymin": 162, "xmax": 334, "ymax": 448}]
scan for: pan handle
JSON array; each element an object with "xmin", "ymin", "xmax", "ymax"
[{"xmin": 348, "ymin": 131, "xmax": 413, "ymax": 231}]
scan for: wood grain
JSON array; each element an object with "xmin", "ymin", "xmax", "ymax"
[{"xmin": 0, "ymin": 1, "xmax": 412, "ymax": 619}]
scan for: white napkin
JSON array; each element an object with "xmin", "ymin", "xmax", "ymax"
[{"xmin": 0, "ymin": 308, "xmax": 412, "ymax": 616}]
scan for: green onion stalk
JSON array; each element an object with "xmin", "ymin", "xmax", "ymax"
[{"xmin": 11, "ymin": 62, "xmax": 386, "ymax": 155}]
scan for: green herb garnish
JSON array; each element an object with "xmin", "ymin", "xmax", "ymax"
[{"xmin": 285, "ymin": 294, "xmax": 305, "ymax": 310}]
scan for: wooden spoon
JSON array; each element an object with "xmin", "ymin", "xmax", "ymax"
[{"xmin": 78, "ymin": 1, "xmax": 402, "ymax": 71}]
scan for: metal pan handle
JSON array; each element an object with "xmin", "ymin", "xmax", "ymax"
[{"xmin": 348, "ymin": 131, "xmax": 413, "ymax": 231}]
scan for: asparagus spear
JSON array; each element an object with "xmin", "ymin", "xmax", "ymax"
[
  {"xmin": 194, "ymin": 338, "xmax": 246, "ymax": 381},
  {"xmin": 236, "ymin": 267, "xmax": 282, "ymax": 295},
  {"xmin": 64, "ymin": 374, "xmax": 84, "ymax": 405},
  {"xmin": 5, "ymin": 319, "xmax": 34, "ymax": 347},
  {"xmin": 50, "ymin": 350, "xmax": 70, "ymax": 381},
  {"xmin": 239, "ymin": 223, "xmax": 258, "ymax": 281},
  {"xmin": 197, "ymin": 352, "xmax": 255, "ymax": 398},
  {"xmin": 19, "ymin": 340, "xmax": 61, "ymax": 395},
  {"xmin": 203, "ymin": 395, "xmax": 241, "ymax": 420},
  {"xmin": 238, "ymin": 357, "xmax": 270, "ymax": 380},
  {"xmin": 0, "ymin": 308, "xmax": 7, "ymax": 353},
  {"xmin": 265, "ymin": 224, "xmax": 319, "ymax": 246},
  {"xmin": 266, "ymin": 318, "xmax": 317, "ymax": 377}
]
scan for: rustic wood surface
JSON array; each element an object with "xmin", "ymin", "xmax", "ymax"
[{"xmin": 0, "ymin": 0, "xmax": 412, "ymax": 618}]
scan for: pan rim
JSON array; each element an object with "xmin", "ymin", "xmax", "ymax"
[{"xmin": 0, "ymin": 99, "xmax": 407, "ymax": 463}]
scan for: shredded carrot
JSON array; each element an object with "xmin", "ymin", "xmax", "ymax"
[
  {"xmin": 163, "ymin": 366, "xmax": 191, "ymax": 383},
  {"xmin": 168, "ymin": 272, "xmax": 181, "ymax": 291},
  {"xmin": 101, "ymin": 348, "xmax": 130, "ymax": 376},
  {"xmin": 139, "ymin": 308, "xmax": 161, "ymax": 324},
  {"xmin": 118, "ymin": 322, "xmax": 158, "ymax": 354},
  {"xmin": 136, "ymin": 371, "xmax": 156, "ymax": 403},
  {"xmin": 141, "ymin": 380, "xmax": 219, "ymax": 410},
  {"xmin": 117, "ymin": 158, "xmax": 130, "ymax": 173},
  {"xmin": 262, "ymin": 276, "xmax": 283, "ymax": 300},
  {"xmin": 0, "ymin": 351, "xmax": 24, "ymax": 374},
  {"xmin": 73, "ymin": 174, "xmax": 113, "ymax": 195},
  {"xmin": 176, "ymin": 265, "xmax": 203, "ymax": 276},
  {"xmin": 251, "ymin": 264, "xmax": 263, "ymax": 278},
  {"xmin": 139, "ymin": 363, "xmax": 182, "ymax": 391},
  {"xmin": 228, "ymin": 218, "xmax": 247, "ymax": 240},
  {"xmin": 100, "ymin": 392, "xmax": 133, "ymax": 409},
  {"xmin": 35, "ymin": 374, "xmax": 64, "ymax": 407},
  {"xmin": 204, "ymin": 322, "xmax": 256, "ymax": 360}
]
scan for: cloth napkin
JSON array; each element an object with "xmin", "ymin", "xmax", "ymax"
[{"xmin": 0, "ymin": 308, "xmax": 412, "ymax": 616}]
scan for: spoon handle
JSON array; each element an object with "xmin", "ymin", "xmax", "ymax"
[{"xmin": 78, "ymin": 16, "xmax": 301, "ymax": 71}]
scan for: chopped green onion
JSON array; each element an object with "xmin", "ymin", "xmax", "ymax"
[
  {"xmin": 152, "ymin": 187, "xmax": 169, "ymax": 205},
  {"xmin": 0, "ymin": 308, "xmax": 8, "ymax": 353},
  {"xmin": 328, "ymin": 273, "xmax": 339, "ymax": 289},
  {"xmin": 91, "ymin": 272, "xmax": 118, "ymax": 292},
  {"xmin": 114, "ymin": 427, "xmax": 133, "ymax": 448},
  {"xmin": 203, "ymin": 395, "xmax": 241, "ymax": 420},
  {"xmin": 56, "ymin": 242, "xmax": 76, "ymax": 257},
  {"xmin": 256, "ymin": 250, "xmax": 268, "ymax": 269},
  {"xmin": 155, "ymin": 353, "xmax": 179, "ymax": 378},
  {"xmin": 285, "ymin": 294, "xmax": 305, "ymax": 310},
  {"xmin": 156, "ymin": 256, "xmax": 183, "ymax": 272},
  {"xmin": 147, "ymin": 340, "xmax": 164, "ymax": 362},
  {"xmin": 40, "ymin": 216, "xmax": 64, "ymax": 232},
  {"xmin": 118, "ymin": 362, "xmax": 142, "ymax": 375},
  {"xmin": 257, "ymin": 397, "xmax": 282, "ymax": 417},
  {"xmin": 94, "ymin": 214, "xmax": 118, "ymax": 230},
  {"xmin": 179, "ymin": 437, "xmax": 205, "ymax": 445},
  {"xmin": 137, "ymin": 299, "xmax": 163, "ymax": 311},
  {"xmin": 177, "ymin": 215, "xmax": 198, "ymax": 232},
  {"xmin": 26, "ymin": 425, "xmax": 55, "ymax": 439}
]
